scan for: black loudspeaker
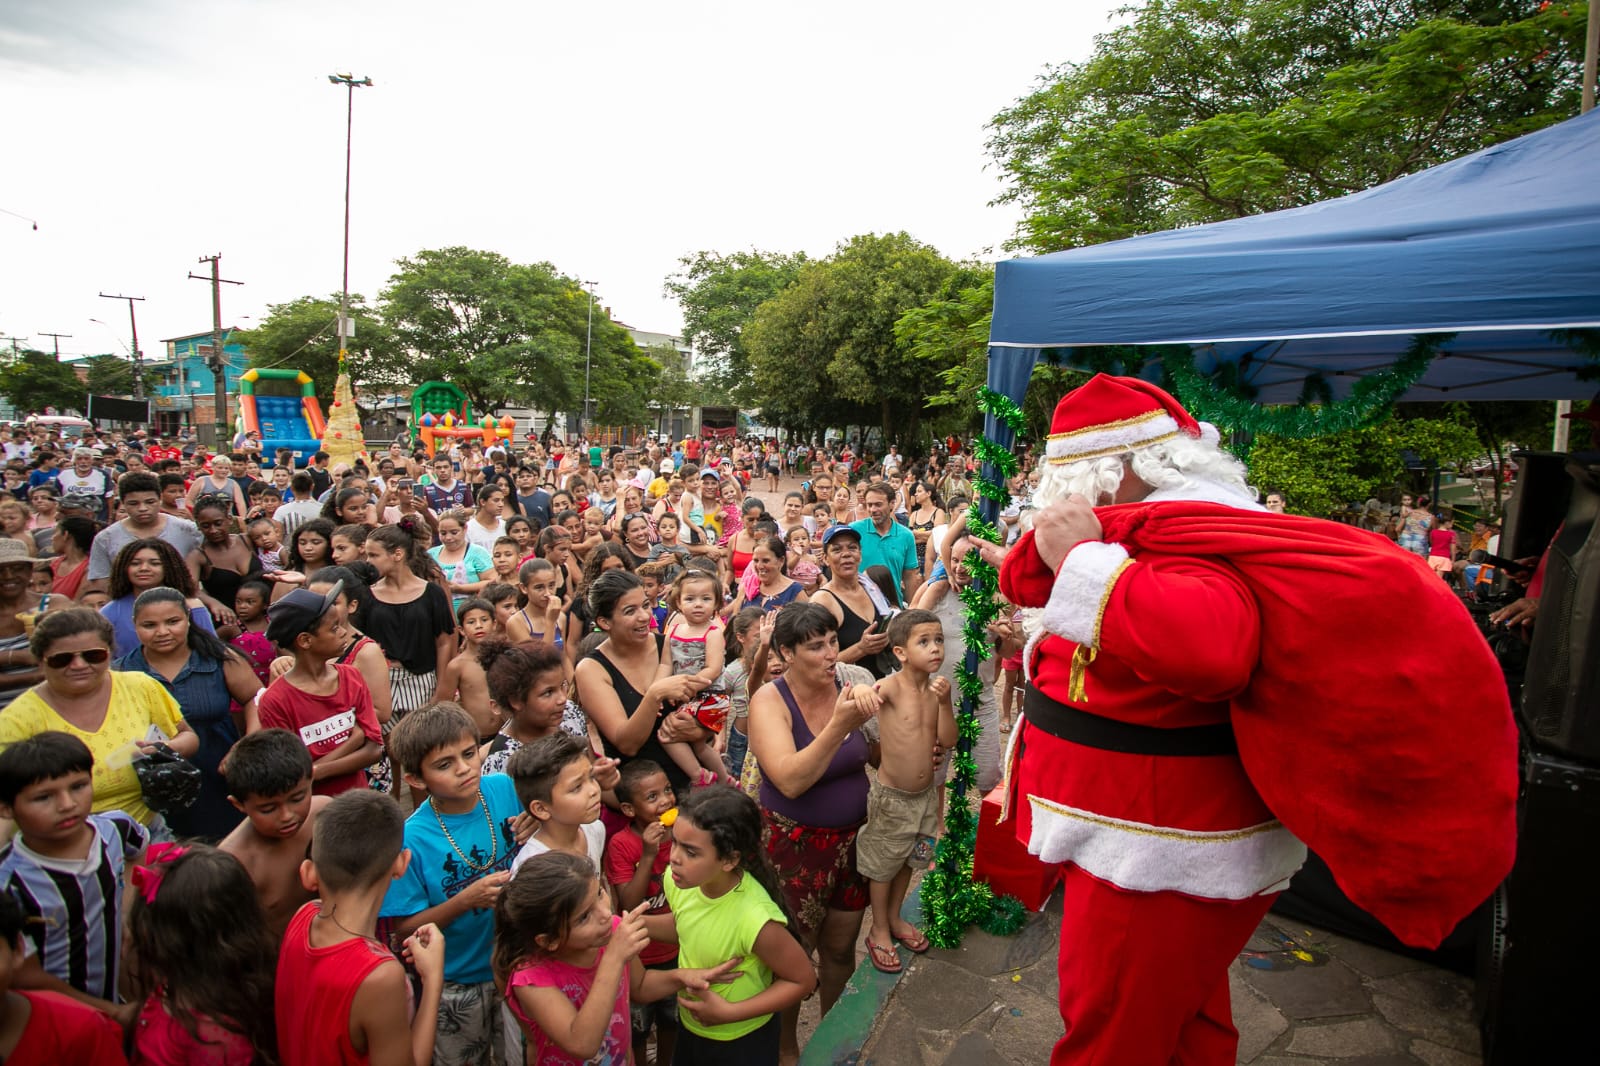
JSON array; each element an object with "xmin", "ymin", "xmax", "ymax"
[
  {"xmin": 1516, "ymin": 453, "xmax": 1600, "ymax": 762},
  {"xmin": 1498, "ymin": 452, "xmax": 1573, "ymax": 569},
  {"xmin": 1477, "ymin": 745, "xmax": 1600, "ymax": 1064}
]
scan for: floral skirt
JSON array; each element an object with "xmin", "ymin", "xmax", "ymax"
[{"xmin": 761, "ymin": 808, "xmax": 868, "ymax": 946}]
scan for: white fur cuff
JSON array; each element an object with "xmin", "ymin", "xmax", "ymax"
[{"xmin": 1040, "ymin": 541, "xmax": 1130, "ymax": 648}]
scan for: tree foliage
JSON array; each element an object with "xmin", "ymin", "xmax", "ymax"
[
  {"xmin": 0, "ymin": 351, "xmax": 86, "ymax": 416},
  {"xmin": 231, "ymin": 294, "xmax": 402, "ymax": 413},
  {"xmin": 84, "ymin": 355, "xmax": 159, "ymax": 399},
  {"xmin": 663, "ymin": 250, "xmax": 809, "ymax": 403},
  {"xmin": 745, "ymin": 233, "xmax": 966, "ymax": 443},
  {"xmin": 988, "ymin": 0, "xmax": 1587, "ymax": 252},
  {"xmin": 377, "ymin": 247, "xmax": 658, "ymax": 423}
]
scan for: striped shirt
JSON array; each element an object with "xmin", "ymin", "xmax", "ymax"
[{"xmin": 0, "ymin": 811, "xmax": 148, "ymax": 1001}]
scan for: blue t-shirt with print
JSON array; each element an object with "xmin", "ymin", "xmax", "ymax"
[{"xmin": 380, "ymin": 772, "xmax": 520, "ymax": 985}]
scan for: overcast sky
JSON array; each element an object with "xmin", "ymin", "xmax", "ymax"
[{"xmin": 1, "ymin": 0, "xmax": 1122, "ymax": 363}]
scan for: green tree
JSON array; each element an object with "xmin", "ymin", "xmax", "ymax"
[
  {"xmin": 988, "ymin": 0, "xmax": 1586, "ymax": 252},
  {"xmin": 0, "ymin": 351, "xmax": 86, "ymax": 416},
  {"xmin": 229, "ymin": 294, "xmax": 402, "ymax": 413},
  {"xmin": 663, "ymin": 249, "xmax": 809, "ymax": 403},
  {"xmin": 745, "ymin": 233, "xmax": 966, "ymax": 444},
  {"xmin": 84, "ymin": 355, "xmax": 159, "ymax": 398}
]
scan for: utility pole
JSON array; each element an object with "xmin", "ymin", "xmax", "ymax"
[
  {"xmin": 37, "ymin": 332, "xmax": 71, "ymax": 360},
  {"xmin": 583, "ymin": 280, "xmax": 598, "ymax": 434},
  {"xmin": 328, "ymin": 73, "xmax": 373, "ymax": 372},
  {"xmin": 188, "ymin": 255, "xmax": 242, "ymax": 447},
  {"xmin": 98, "ymin": 293, "xmax": 146, "ymax": 399}
]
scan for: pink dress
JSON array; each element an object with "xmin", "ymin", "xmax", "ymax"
[{"xmin": 506, "ymin": 915, "xmax": 631, "ymax": 1066}]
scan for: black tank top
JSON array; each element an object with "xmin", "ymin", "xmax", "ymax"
[
  {"xmin": 821, "ymin": 588, "xmax": 888, "ymax": 679},
  {"xmin": 588, "ymin": 641, "xmax": 689, "ymax": 791}
]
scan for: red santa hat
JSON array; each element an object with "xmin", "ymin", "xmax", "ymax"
[{"xmin": 1045, "ymin": 373, "xmax": 1218, "ymax": 465}]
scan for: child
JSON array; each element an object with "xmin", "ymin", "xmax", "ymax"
[
  {"xmin": 0, "ymin": 892, "xmax": 128, "ymax": 1064},
  {"xmin": 438, "ymin": 596, "xmax": 502, "ymax": 740},
  {"xmin": 493, "ymin": 851, "xmax": 741, "ymax": 1066},
  {"xmin": 220, "ymin": 728, "xmax": 330, "ymax": 937},
  {"xmin": 28, "ymin": 560, "xmax": 51, "ymax": 597},
  {"xmin": 665, "ymin": 785, "xmax": 817, "ymax": 1061},
  {"xmin": 856, "ymin": 609, "xmax": 956, "ymax": 973},
  {"xmin": 230, "ymin": 577, "xmax": 276, "ymax": 686},
  {"xmin": 656, "ymin": 570, "xmax": 730, "ymax": 786},
  {"xmin": 329, "ymin": 523, "xmax": 368, "ymax": 566},
  {"xmin": 635, "ymin": 561, "xmax": 673, "ymax": 631},
  {"xmin": 506, "ymin": 558, "xmax": 566, "ymax": 656},
  {"xmin": 718, "ymin": 608, "xmax": 771, "ymax": 780},
  {"xmin": 256, "ymin": 583, "xmax": 384, "ymax": 795},
  {"xmin": 246, "ymin": 516, "xmax": 285, "ymax": 574},
  {"xmin": 491, "ymin": 535, "xmax": 522, "ymax": 585},
  {"xmin": 479, "ymin": 638, "xmax": 581, "ymax": 775},
  {"xmin": 126, "ymin": 844, "xmax": 277, "ymax": 1064},
  {"xmin": 482, "ymin": 580, "xmax": 519, "ymax": 636},
  {"xmin": 784, "ymin": 526, "xmax": 822, "ymax": 593},
  {"xmin": 0, "ymin": 732, "xmax": 147, "ymax": 1022},
  {"xmin": 605, "ymin": 760, "xmax": 680, "ymax": 1065},
  {"xmin": 279, "ymin": 789, "xmax": 446, "ymax": 1066},
  {"xmin": 78, "ymin": 587, "xmax": 111, "ymax": 611},
  {"xmin": 379, "ymin": 701, "xmax": 519, "ymax": 1062},
  {"xmin": 508, "ymin": 732, "xmax": 606, "ymax": 873}
]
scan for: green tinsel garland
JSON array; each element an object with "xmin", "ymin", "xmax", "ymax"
[
  {"xmin": 1167, "ymin": 334, "xmax": 1444, "ymax": 439},
  {"xmin": 921, "ymin": 388, "xmax": 1029, "ymax": 948}
]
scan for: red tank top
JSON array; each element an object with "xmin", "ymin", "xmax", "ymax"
[{"xmin": 275, "ymin": 901, "xmax": 396, "ymax": 1066}]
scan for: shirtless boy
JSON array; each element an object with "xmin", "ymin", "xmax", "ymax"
[
  {"xmin": 221, "ymin": 728, "xmax": 329, "ymax": 937},
  {"xmin": 438, "ymin": 597, "xmax": 501, "ymax": 740},
  {"xmin": 856, "ymin": 608, "xmax": 956, "ymax": 973}
]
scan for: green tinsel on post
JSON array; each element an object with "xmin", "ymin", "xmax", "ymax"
[{"xmin": 921, "ymin": 387, "xmax": 1029, "ymax": 949}]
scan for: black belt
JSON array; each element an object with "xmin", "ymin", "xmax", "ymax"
[{"xmin": 1023, "ymin": 685, "xmax": 1238, "ymax": 757}]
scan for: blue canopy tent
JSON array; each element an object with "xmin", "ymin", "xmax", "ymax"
[{"xmin": 984, "ymin": 107, "xmax": 1600, "ymax": 416}]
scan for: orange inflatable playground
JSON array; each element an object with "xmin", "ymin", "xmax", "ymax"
[{"xmin": 413, "ymin": 380, "xmax": 514, "ymax": 457}]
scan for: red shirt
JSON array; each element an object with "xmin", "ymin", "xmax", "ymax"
[
  {"xmin": 7, "ymin": 990, "xmax": 128, "ymax": 1066},
  {"xmin": 603, "ymin": 826, "xmax": 677, "ymax": 965},
  {"xmin": 257, "ymin": 665, "xmax": 382, "ymax": 795},
  {"xmin": 274, "ymin": 902, "xmax": 396, "ymax": 1066}
]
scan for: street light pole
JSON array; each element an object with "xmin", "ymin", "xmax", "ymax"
[
  {"xmin": 583, "ymin": 280, "xmax": 597, "ymax": 434},
  {"xmin": 98, "ymin": 293, "xmax": 145, "ymax": 398},
  {"xmin": 328, "ymin": 73, "xmax": 373, "ymax": 370}
]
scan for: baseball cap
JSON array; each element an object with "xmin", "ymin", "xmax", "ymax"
[
  {"xmin": 58, "ymin": 493, "xmax": 102, "ymax": 513},
  {"xmin": 821, "ymin": 525, "xmax": 862, "ymax": 546},
  {"xmin": 700, "ymin": 469, "xmax": 720, "ymax": 482},
  {"xmin": 266, "ymin": 581, "xmax": 344, "ymax": 646}
]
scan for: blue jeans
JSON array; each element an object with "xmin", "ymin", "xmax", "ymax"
[{"xmin": 725, "ymin": 723, "xmax": 749, "ymax": 780}]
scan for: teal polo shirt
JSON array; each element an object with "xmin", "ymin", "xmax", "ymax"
[{"xmin": 850, "ymin": 517, "xmax": 920, "ymax": 600}]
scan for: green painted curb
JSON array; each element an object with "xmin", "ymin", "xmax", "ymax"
[{"xmin": 798, "ymin": 882, "xmax": 926, "ymax": 1066}]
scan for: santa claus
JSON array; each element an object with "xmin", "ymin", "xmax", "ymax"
[{"xmin": 969, "ymin": 374, "xmax": 1518, "ymax": 1065}]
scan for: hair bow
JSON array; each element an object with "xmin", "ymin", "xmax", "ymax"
[{"xmin": 128, "ymin": 842, "xmax": 188, "ymax": 905}]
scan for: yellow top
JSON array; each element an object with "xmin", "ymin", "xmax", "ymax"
[{"xmin": 0, "ymin": 672, "xmax": 185, "ymax": 826}]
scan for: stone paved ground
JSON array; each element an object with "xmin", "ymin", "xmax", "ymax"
[{"xmin": 836, "ymin": 891, "xmax": 1483, "ymax": 1066}]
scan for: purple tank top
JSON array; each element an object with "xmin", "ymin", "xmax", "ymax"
[{"xmin": 759, "ymin": 677, "xmax": 870, "ymax": 828}]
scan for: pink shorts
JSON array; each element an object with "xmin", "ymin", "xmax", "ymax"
[{"xmin": 1429, "ymin": 556, "xmax": 1453, "ymax": 574}]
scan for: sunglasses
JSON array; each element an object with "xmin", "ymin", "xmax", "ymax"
[{"xmin": 44, "ymin": 648, "xmax": 111, "ymax": 669}]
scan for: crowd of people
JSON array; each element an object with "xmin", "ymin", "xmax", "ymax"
[{"xmin": 0, "ymin": 421, "xmax": 1010, "ymax": 1066}]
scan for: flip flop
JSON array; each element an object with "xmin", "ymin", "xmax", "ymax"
[
  {"xmin": 893, "ymin": 929, "xmax": 930, "ymax": 954},
  {"xmin": 865, "ymin": 936, "xmax": 903, "ymax": 974}
]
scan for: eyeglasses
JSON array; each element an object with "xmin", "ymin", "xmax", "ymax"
[{"xmin": 44, "ymin": 648, "xmax": 111, "ymax": 669}]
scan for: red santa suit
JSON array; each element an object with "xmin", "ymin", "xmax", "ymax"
[{"xmin": 997, "ymin": 375, "xmax": 1517, "ymax": 1066}]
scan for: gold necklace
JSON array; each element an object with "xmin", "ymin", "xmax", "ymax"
[{"xmin": 430, "ymin": 787, "xmax": 501, "ymax": 872}]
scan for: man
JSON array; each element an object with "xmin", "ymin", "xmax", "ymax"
[
  {"xmin": 53, "ymin": 448, "xmax": 114, "ymax": 522},
  {"xmin": 881, "ymin": 444, "xmax": 902, "ymax": 480},
  {"xmin": 972, "ymin": 374, "xmax": 1516, "ymax": 1065},
  {"xmin": 85, "ymin": 473, "xmax": 236, "ymax": 628},
  {"xmin": 850, "ymin": 482, "xmax": 921, "ymax": 602},
  {"xmin": 421, "ymin": 455, "xmax": 472, "ymax": 513},
  {"xmin": 1263, "ymin": 490, "xmax": 1286, "ymax": 513},
  {"xmin": 275, "ymin": 472, "xmax": 324, "ymax": 538},
  {"xmin": 2, "ymin": 429, "xmax": 31, "ymax": 464},
  {"xmin": 512, "ymin": 465, "xmax": 551, "ymax": 526}
]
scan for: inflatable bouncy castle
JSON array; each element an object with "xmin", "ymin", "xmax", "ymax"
[{"xmin": 238, "ymin": 369, "xmax": 326, "ymax": 467}]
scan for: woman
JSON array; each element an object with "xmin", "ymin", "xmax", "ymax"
[
  {"xmin": 830, "ymin": 484, "xmax": 857, "ymax": 527},
  {"xmin": 809, "ymin": 525, "xmax": 893, "ymax": 677},
  {"xmin": 616, "ymin": 511, "xmax": 654, "ymax": 571},
  {"xmin": 805, "ymin": 473, "xmax": 835, "ymax": 508},
  {"xmin": 25, "ymin": 485, "xmax": 60, "ymax": 555},
  {"xmin": 428, "ymin": 509, "xmax": 494, "ymax": 608},
  {"xmin": 609, "ymin": 485, "xmax": 647, "ymax": 535},
  {"xmin": 185, "ymin": 455, "xmax": 247, "ymax": 517},
  {"xmin": 588, "ymin": 469, "xmax": 620, "ymax": 521},
  {"xmin": 465, "ymin": 483, "xmax": 508, "ymax": 554},
  {"xmin": 101, "ymin": 539, "xmax": 217, "ymax": 659},
  {"xmin": 192, "ymin": 494, "xmax": 261, "ymax": 619},
  {"xmin": 746, "ymin": 604, "xmax": 885, "ymax": 1063},
  {"xmin": 0, "ymin": 607, "xmax": 197, "ymax": 836},
  {"xmin": 362, "ymin": 518, "xmax": 456, "ymax": 714},
  {"xmin": 0, "ymin": 541, "xmax": 42, "ymax": 710},
  {"xmin": 119, "ymin": 587, "xmax": 261, "ymax": 840},
  {"xmin": 765, "ymin": 442, "xmax": 782, "ymax": 492},
  {"xmin": 737, "ymin": 538, "xmax": 807, "ymax": 614},
  {"xmin": 905, "ymin": 479, "xmax": 947, "ymax": 550},
  {"xmin": 1399, "ymin": 493, "xmax": 1433, "ymax": 558},
  {"xmin": 724, "ymin": 499, "xmax": 768, "ymax": 588},
  {"xmin": 573, "ymin": 569, "xmax": 707, "ymax": 794},
  {"xmin": 777, "ymin": 491, "xmax": 814, "ymax": 541},
  {"xmin": 47, "ymin": 515, "xmax": 97, "ymax": 600}
]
